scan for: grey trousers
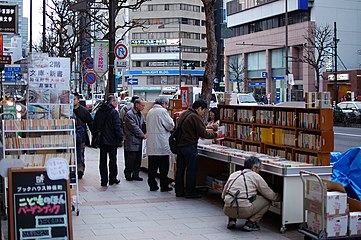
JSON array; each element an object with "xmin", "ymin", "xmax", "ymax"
[{"xmin": 223, "ymin": 195, "xmax": 271, "ymax": 222}]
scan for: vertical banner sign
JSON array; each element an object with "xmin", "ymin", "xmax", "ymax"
[
  {"xmin": 0, "ymin": 4, "xmax": 18, "ymax": 34},
  {"xmin": 8, "ymin": 168, "xmax": 73, "ymax": 240},
  {"xmin": 0, "ymin": 34, "xmax": 3, "ymax": 55},
  {"xmin": 94, "ymin": 40, "xmax": 109, "ymax": 78}
]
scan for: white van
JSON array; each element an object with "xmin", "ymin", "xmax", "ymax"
[
  {"xmin": 237, "ymin": 93, "xmax": 258, "ymax": 106},
  {"xmin": 173, "ymin": 87, "xmax": 218, "ymax": 108}
]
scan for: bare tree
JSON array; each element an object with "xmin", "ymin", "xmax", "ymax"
[
  {"xmin": 200, "ymin": 0, "xmax": 217, "ymax": 107},
  {"xmin": 228, "ymin": 59, "xmax": 245, "ymax": 93},
  {"xmin": 297, "ymin": 23, "xmax": 333, "ymax": 92}
]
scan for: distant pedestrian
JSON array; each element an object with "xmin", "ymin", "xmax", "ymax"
[
  {"xmin": 73, "ymin": 92, "xmax": 94, "ymax": 179},
  {"xmin": 123, "ymin": 98, "xmax": 147, "ymax": 181},
  {"xmin": 119, "ymin": 95, "xmax": 140, "ymax": 123},
  {"xmin": 146, "ymin": 97, "xmax": 175, "ymax": 192},
  {"xmin": 175, "ymin": 99, "xmax": 218, "ymax": 198},
  {"xmin": 93, "ymin": 95, "xmax": 123, "ymax": 187}
]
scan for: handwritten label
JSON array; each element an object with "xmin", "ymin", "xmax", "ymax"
[{"xmin": 46, "ymin": 158, "xmax": 69, "ymax": 180}]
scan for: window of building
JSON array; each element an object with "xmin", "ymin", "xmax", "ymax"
[
  {"xmin": 271, "ymin": 49, "xmax": 285, "ymax": 69},
  {"xmin": 247, "ymin": 51, "xmax": 266, "ymax": 70}
]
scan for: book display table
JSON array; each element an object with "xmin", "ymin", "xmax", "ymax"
[{"xmin": 197, "ymin": 144, "xmax": 333, "ymax": 233}]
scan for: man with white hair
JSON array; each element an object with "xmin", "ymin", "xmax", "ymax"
[{"xmin": 146, "ymin": 97, "xmax": 175, "ymax": 191}]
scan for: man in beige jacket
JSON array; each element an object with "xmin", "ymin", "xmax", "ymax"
[{"xmin": 222, "ymin": 156, "xmax": 281, "ymax": 231}]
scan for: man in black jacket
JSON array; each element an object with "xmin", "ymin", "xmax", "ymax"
[
  {"xmin": 94, "ymin": 95, "xmax": 123, "ymax": 187},
  {"xmin": 73, "ymin": 93, "xmax": 94, "ymax": 179}
]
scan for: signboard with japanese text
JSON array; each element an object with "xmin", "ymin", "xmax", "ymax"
[
  {"xmin": 8, "ymin": 168, "xmax": 73, "ymax": 240},
  {"xmin": 0, "ymin": 4, "xmax": 18, "ymax": 34},
  {"xmin": 27, "ymin": 53, "xmax": 71, "ymax": 119},
  {"xmin": 131, "ymin": 39, "xmax": 180, "ymax": 46},
  {"xmin": 94, "ymin": 40, "xmax": 109, "ymax": 77}
]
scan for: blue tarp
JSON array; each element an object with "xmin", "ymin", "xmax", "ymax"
[{"xmin": 330, "ymin": 147, "xmax": 361, "ymax": 201}]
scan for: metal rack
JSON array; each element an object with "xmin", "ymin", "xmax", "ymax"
[{"xmin": 1, "ymin": 119, "xmax": 80, "ymax": 218}]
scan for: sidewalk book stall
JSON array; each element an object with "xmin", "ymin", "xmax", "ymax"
[
  {"xmin": 0, "ymin": 53, "xmax": 80, "ymax": 220},
  {"xmin": 196, "ymin": 104, "xmax": 335, "ymax": 232}
]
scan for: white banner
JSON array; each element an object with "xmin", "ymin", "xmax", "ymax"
[{"xmin": 94, "ymin": 40, "xmax": 109, "ymax": 77}]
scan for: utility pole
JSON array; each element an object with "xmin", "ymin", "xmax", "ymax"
[
  {"xmin": 333, "ymin": 22, "xmax": 338, "ymax": 104},
  {"xmin": 108, "ymin": 1, "xmax": 116, "ymax": 95},
  {"xmin": 284, "ymin": 0, "xmax": 288, "ymax": 102},
  {"xmin": 178, "ymin": 18, "xmax": 182, "ymax": 90}
]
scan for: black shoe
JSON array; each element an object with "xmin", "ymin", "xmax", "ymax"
[
  {"xmin": 150, "ymin": 186, "xmax": 159, "ymax": 191},
  {"xmin": 160, "ymin": 187, "xmax": 173, "ymax": 192},
  {"xmin": 77, "ymin": 171, "xmax": 84, "ymax": 179},
  {"xmin": 101, "ymin": 182, "xmax": 107, "ymax": 187},
  {"xmin": 109, "ymin": 179, "xmax": 120, "ymax": 185},
  {"xmin": 227, "ymin": 219, "xmax": 237, "ymax": 229},
  {"xmin": 132, "ymin": 176, "xmax": 143, "ymax": 181},
  {"xmin": 176, "ymin": 193, "xmax": 185, "ymax": 197},
  {"xmin": 185, "ymin": 194, "xmax": 202, "ymax": 199},
  {"xmin": 242, "ymin": 220, "xmax": 260, "ymax": 231},
  {"xmin": 125, "ymin": 177, "xmax": 133, "ymax": 181}
]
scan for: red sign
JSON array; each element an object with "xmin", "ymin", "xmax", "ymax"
[
  {"xmin": 84, "ymin": 71, "xmax": 96, "ymax": 85},
  {"xmin": 114, "ymin": 44, "xmax": 128, "ymax": 60}
]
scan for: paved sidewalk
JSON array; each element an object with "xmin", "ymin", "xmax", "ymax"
[
  {"xmin": 0, "ymin": 147, "xmax": 304, "ymax": 239},
  {"xmin": 73, "ymin": 147, "xmax": 304, "ymax": 240}
]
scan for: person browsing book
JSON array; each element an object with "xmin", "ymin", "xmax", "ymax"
[
  {"xmin": 222, "ymin": 156, "xmax": 281, "ymax": 231},
  {"xmin": 175, "ymin": 99, "xmax": 217, "ymax": 199}
]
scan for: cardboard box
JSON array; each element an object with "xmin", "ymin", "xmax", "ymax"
[
  {"xmin": 307, "ymin": 210, "xmax": 348, "ymax": 237},
  {"xmin": 305, "ymin": 179, "xmax": 347, "ymax": 216},
  {"xmin": 348, "ymin": 197, "xmax": 361, "ymax": 236},
  {"xmin": 348, "ymin": 212, "xmax": 361, "ymax": 236}
]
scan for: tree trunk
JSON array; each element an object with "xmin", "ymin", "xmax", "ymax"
[{"xmin": 201, "ymin": 0, "xmax": 217, "ymax": 107}]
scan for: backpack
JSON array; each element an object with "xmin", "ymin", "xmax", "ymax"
[{"xmin": 168, "ymin": 112, "xmax": 191, "ymax": 154}]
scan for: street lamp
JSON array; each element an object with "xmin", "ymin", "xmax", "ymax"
[
  {"xmin": 158, "ymin": 18, "xmax": 182, "ymax": 90},
  {"xmin": 284, "ymin": 0, "xmax": 289, "ymax": 102}
]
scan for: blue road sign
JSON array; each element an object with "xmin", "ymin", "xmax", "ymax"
[
  {"xmin": 4, "ymin": 65, "xmax": 22, "ymax": 82},
  {"xmin": 261, "ymin": 72, "xmax": 267, "ymax": 78},
  {"xmin": 231, "ymin": 79, "xmax": 242, "ymax": 82},
  {"xmin": 127, "ymin": 78, "xmax": 138, "ymax": 85},
  {"xmin": 84, "ymin": 71, "xmax": 96, "ymax": 85}
]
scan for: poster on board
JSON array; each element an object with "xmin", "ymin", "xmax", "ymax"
[{"xmin": 8, "ymin": 168, "xmax": 73, "ymax": 240}]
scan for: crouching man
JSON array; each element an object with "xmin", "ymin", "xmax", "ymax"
[{"xmin": 222, "ymin": 156, "xmax": 281, "ymax": 231}]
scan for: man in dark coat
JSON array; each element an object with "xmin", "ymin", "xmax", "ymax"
[
  {"xmin": 94, "ymin": 95, "xmax": 123, "ymax": 187},
  {"xmin": 175, "ymin": 99, "xmax": 217, "ymax": 198},
  {"xmin": 123, "ymin": 98, "xmax": 146, "ymax": 181},
  {"xmin": 73, "ymin": 93, "xmax": 94, "ymax": 179}
]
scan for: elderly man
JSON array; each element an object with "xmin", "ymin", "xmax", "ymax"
[
  {"xmin": 93, "ymin": 95, "xmax": 123, "ymax": 187},
  {"xmin": 123, "ymin": 98, "xmax": 147, "ymax": 181},
  {"xmin": 146, "ymin": 97, "xmax": 174, "ymax": 191},
  {"xmin": 222, "ymin": 156, "xmax": 281, "ymax": 231}
]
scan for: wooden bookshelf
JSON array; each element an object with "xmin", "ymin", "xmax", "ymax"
[{"xmin": 218, "ymin": 104, "xmax": 334, "ymax": 166}]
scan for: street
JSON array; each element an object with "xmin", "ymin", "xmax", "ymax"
[{"xmin": 334, "ymin": 126, "xmax": 361, "ymax": 152}]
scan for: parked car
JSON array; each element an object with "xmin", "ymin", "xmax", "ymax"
[
  {"xmin": 237, "ymin": 93, "xmax": 258, "ymax": 105},
  {"xmin": 337, "ymin": 101, "xmax": 361, "ymax": 115}
]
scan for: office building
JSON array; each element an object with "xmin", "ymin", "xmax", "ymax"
[
  {"xmin": 125, "ymin": 0, "xmax": 207, "ymax": 100},
  {"xmin": 0, "ymin": 0, "xmax": 28, "ymax": 58},
  {"xmin": 224, "ymin": 0, "xmax": 361, "ymax": 103}
]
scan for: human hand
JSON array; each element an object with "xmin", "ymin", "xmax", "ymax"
[
  {"xmin": 143, "ymin": 133, "xmax": 147, "ymax": 139},
  {"xmin": 212, "ymin": 123, "xmax": 219, "ymax": 131}
]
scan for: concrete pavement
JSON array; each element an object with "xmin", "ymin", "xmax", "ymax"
[{"xmin": 73, "ymin": 147, "xmax": 304, "ymax": 240}]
